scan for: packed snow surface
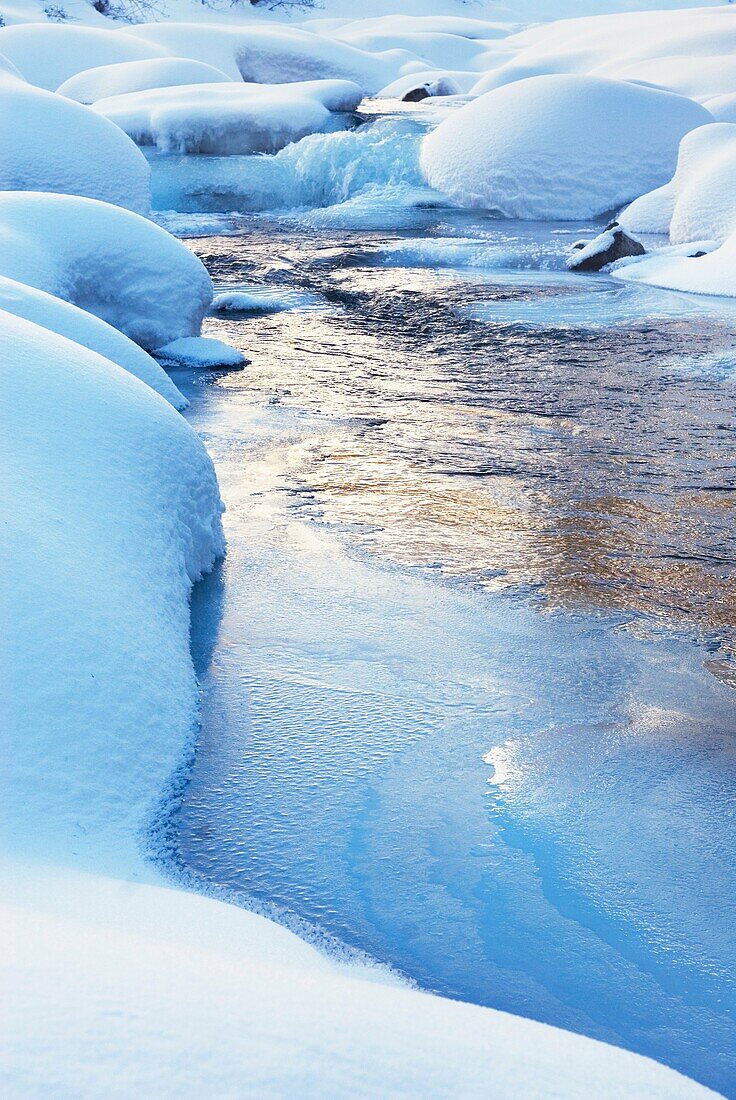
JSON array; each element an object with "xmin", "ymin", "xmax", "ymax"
[
  {"xmin": 94, "ymin": 79, "xmax": 362, "ymax": 155},
  {"xmin": 0, "ymin": 309, "xmax": 224, "ymax": 871},
  {"xmin": 0, "ymin": 70, "xmax": 150, "ymax": 213},
  {"xmin": 0, "ymin": 276, "xmax": 185, "ymax": 408},
  {"xmin": 621, "ymin": 124, "xmax": 736, "ymax": 245},
  {"xmin": 420, "ymin": 74, "xmax": 711, "ymax": 219},
  {"xmin": 615, "ymin": 231, "xmax": 736, "ymax": 299},
  {"xmin": 0, "ymin": 24, "xmax": 165, "ymax": 90},
  {"xmin": 0, "ymin": 192, "xmax": 212, "ymax": 347},
  {"xmin": 58, "ymin": 57, "xmax": 233, "ymax": 105}
]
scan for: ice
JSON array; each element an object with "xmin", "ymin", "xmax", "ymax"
[
  {"xmin": 0, "ymin": 68, "xmax": 150, "ymax": 214},
  {"xmin": 0, "ymin": 192, "xmax": 212, "ymax": 348},
  {"xmin": 58, "ymin": 57, "xmax": 233, "ymax": 105},
  {"xmin": 420, "ymin": 75, "xmax": 710, "ymax": 220},
  {"xmin": 211, "ymin": 286, "xmax": 329, "ymax": 314}
]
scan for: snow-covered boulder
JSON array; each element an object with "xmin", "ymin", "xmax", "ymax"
[
  {"xmin": 420, "ymin": 74, "xmax": 711, "ymax": 220},
  {"xmin": 379, "ymin": 70, "xmax": 474, "ymax": 99},
  {"xmin": 0, "ymin": 192, "xmax": 212, "ymax": 348},
  {"xmin": 620, "ymin": 123, "xmax": 736, "ymax": 244},
  {"xmin": 94, "ymin": 79, "xmax": 362, "ymax": 156},
  {"xmin": 58, "ymin": 57, "xmax": 233, "ymax": 105},
  {"xmin": 0, "ymin": 276, "xmax": 186, "ymax": 408},
  {"xmin": 0, "ymin": 24, "xmax": 166, "ymax": 91},
  {"xmin": 129, "ymin": 22, "xmax": 425, "ymax": 95},
  {"xmin": 614, "ymin": 230, "xmax": 736, "ymax": 298},
  {"xmin": 0, "ymin": 71, "xmax": 150, "ymax": 214},
  {"xmin": 0, "ymin": 309, "xmax": 223, "ymax": 871},
  {"xmin": 567, "ymin": 223, "xmax": 645, "ymax": 272}
]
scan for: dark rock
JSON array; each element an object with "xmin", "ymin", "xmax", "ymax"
[
  {"xmin": 402, "ymin": 85, "xmax": 431, "ymax": 102},
  {"xmin": 567, "ymin": 225, "xmax": 646, "ymax": 273}
]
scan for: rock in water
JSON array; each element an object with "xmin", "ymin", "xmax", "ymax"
[
  {"xmin": 568, "ymin": 223, "xmax": 646, "ymax": 272},
  {"xmin": 402, "ymin": 84, "xmax": 431, "ymax": 102}
]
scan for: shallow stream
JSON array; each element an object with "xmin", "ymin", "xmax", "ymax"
[{"xmin": 155, "ymin": 109, "xmax": 736, "ymax": 1095}]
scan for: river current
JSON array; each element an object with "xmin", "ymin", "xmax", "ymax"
[{"xmin": 152, "ymin": 108, "xmax": 736, "ymax": 1095}]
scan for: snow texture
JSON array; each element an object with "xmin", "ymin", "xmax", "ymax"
[
  {"xmin": 614, "ymin": 231, "xmax": 736, "ymax": 300},
  {"xmin": 621, "ymin": 123, "xmax": 736, "ymax": 245},
  {"xmin": 94, "ymin": 78, "xmax": 362, "ymax": 155},
  {"xmin": 155, "ymin": 335, "xmax": 248, "ymax": 369},
  {"xmin": 58, "ymin": 57, "xmax": 233, "ymax": 105},
  {"xmin": 421, "ymin": 74, "xmax": 710, "ymax": 220},
  {"xmin": 0, "ymin": 309, "xmax": 224, "ymax": 872},
  {"xmin": 0, "ymin": 192, "xmax": 212, "ymax": 348},
  {"xmin": 0, "ymin": 24, "xmax": 165, "ymax": 90},
  {"xmin": 0, "ymin": 276, "xmax": 186, "ymax": 408},
  {"xmin": 0, "ymin": 69, "xmax": 150, "ymax": 214}
]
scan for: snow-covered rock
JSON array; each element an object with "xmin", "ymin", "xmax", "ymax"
[
  {"xmin": 0, "ymin": 276, "xmax": 186, "ymax": 408},
  {"xmin": 0, "ymin": 24, "xmax": 165, "ymax": 91},
  {"xmin": 58, "ymin": 57, "xmax": 233, "ymax": 105},
  {"xmin": 0, "ymin": 309, "xmax": 224, "ymax": 871},
  {"xmin": 420, "ymin": 74, "xmax": 710, "ymax": 220},
  {"xmin": 621, "ymin": 124, "xmax": 736, "ymax": 245},
  {"xmin": 129, "ymin": 21, "xmax": 425, "ymax": 95},
  {"xmin": 614, "ymin": 231, "xmax": 736, "ymax": 299},
  {"xmin": 379, "ymin": 69, "xmax": 472, "ymax": 99},
  {"xmin": 94, "ymin": 78, "xmax": 362, "ymax": 155},
  {"xmin": 155, "ymin": 336, "xmax": 247, "ymax": 370},
  {"xmin": 0, "ymin": 70, "xmax": 150, "ymax": 213},
  {"xmin": 567, "ymin": 223, "xmax": 645, "ymax": 272},
  {"xmin": 0, "ymin": 192, "xmax": 212, "ymax": 348}
]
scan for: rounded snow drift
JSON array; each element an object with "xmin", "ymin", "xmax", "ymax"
[{"xmin": 420, "ymin": 74, "xmax": 711, "ymax": 220}]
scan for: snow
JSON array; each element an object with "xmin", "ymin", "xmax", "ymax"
[
  {"xmin": 155, "ymin": 335, "xmax": 248, "ymax": 369},
  {"xmin": 94, "ymin": 79, "xmax": 362, "ymax": 155},
  {"xmin": 129, "ymin": 21, "xmax": 426, "ymax": 94},
  {"xmin": 614, "ymin": 230, "xmax": 736, "ymax": 299},
  {"xmin": 211, "ymin": 287, "xmax": 328, "ymax": 313},
  {"xmin": 0, "ymin": 24, "xmax": 165, "ymax": 90},
  {"xmin": 58, "ymin": 57, "xmax": 233, "ymax": 105},
  {"xmin": 0, "ymin": 275, "xmax": 186, "ymax": 408},
  {"xmin": 0, "ymin": 192, "xmax": 212, "ymax": 348},
  {"xmin": 378, "ymin": 69, "xmax": 476, "ymax": 97},
  {"xmin": 0, "ymin": 68, "xmax": 151, "ymax": 213},
  {"xmin": 705, "ymin": 92, "xmax": 736, "ymax": 124},
  {"xmin": 420, "ymin": 74, "xmax": 710, "ymax": 220},
  {"xmin": 621, "ymin": 123, "xmax": 736, "ymax": 245},
  {"xmin": 0, "ymin": 308, "xmax": 224, "ymax": 872}
]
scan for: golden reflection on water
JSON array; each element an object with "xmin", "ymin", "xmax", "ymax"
[{"xmin": 192, "ymin": 231, "xmax": 736, "ymax": 659}]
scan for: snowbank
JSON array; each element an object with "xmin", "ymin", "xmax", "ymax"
[
  {"xmin": 469, "ymin": 7, "xmax": 736, "ymax": 102},
  {"xmin": 129, "ymin": 21, "xmax": 425, "ymax": 94},
  {"xmin": 0, "ymin": 861, "xmax": 719, "ymax": 1100},
  {"xmin": 94, "ymin": 78, "xmax": 362, "ymax": 155},
  {"xmin": 0, "ymin": 192, "xmax": 212, "ymax": 348},
  {"xmin": 0, "ymin": 70, "xmax": 150, "ymax": 213},
  {"xmin": 620, "ymin": 124, "xmax": 736, "ymax": 244},
  {"xmin": 705, "ymin": 93, "xmax": 736, "ymax": 125},
  {"xmin": 614, "ymin": 232, "xmax": 736, "ymax": 299},
  {"xmin": 0, "ymin": 276, "xmax": 186, "ymax": 408},
  {"xmin": 58, "ymin": 57, "xmax": 233, "ymax": 105},
  {"xmin": 0, "ymin": 24, "xmax": 165, "ymax": 90},
  {"xmin": 420, "ymin": 74, "xmax": 710, "ymax": 220},
  {"xmin": 0, "ymin": 310, "xmax": 224, "ymax": 871}
]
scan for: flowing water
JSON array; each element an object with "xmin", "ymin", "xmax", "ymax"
[{"xmin": 154, "ymin": 109, "xmax": 736, "ymax": 1094}]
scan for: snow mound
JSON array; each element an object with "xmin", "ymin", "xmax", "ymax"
[
  {"xmin": 129, "ymin": 22, "xmax": 425, "ymax": 95},
  {"xmin": 0, "ymin": 863, "xmax": 719, "ymax": 1100},
  {"xmin": 0, "ymin": 50, "xmax": 24, "ymax": 80},
  {"xmin": 58, "ymin": 58, "xmax": 233, "ymax": 105},
  {"xmin": 0, "ymin": 192, "xmax": 212, "ymax": 348},
  {"xmin": 378, "ymin": 69, "xmax": 475, "ymax": 98},
  {"xmin": 155, "ymin": 336, "xmax": 247, "ymax": 370},
  {"xmin": 0, "ymin": 310, "xmax": 224, "ymax": 871},
  {"xmin": 614, "ymin": 231, "xmax": 736, "ymax": 299},
  {"xmin": 0, "ymin": 24, "xmax": 165, "ymax": 91},
  {"xmin": 704, "ymin": 93, "xmax": 736, "ymax": 125},
  {"xmin": 94, "ymin": 79, "xmax": 362, "ymax": 155},
  {"xmin": 621, "ymin": 124, "xmax": 736, "ymax": 244},
  {"xmin": 420, "ymin": 74, "xmax": 710, "ymax": 220},
  {"xmin": 0, "ymin": 70, "xmax": 150, "ymax": 214},
  {"xmin": 0, "ymin": 276, "xmax": 185, "ymax": 408}
]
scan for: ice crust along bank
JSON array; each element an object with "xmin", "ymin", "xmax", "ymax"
[{"xmin": 1, "ymin": 0, "xmax": 736, "ymax": 1095}]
